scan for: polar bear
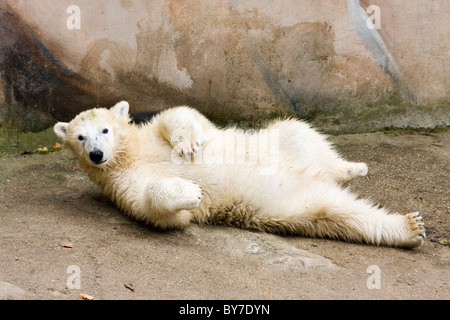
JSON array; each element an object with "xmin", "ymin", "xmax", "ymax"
[{"xmin": 54, "ymin": 101, "xmax": 425, "ymax": 248}]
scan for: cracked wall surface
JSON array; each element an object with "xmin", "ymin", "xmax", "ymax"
[{"xmin": 0, "ymin": 0, "xmax": 449, "ymax": 132}]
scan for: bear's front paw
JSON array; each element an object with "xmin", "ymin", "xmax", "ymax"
[
  {"xmin": 148, "ymin": 178, "xmax": 204, "ymax": 213},
  {"xmin": 171, "ymin": 126, "xmax": 206, "ymax": 158},
  {"xmin": 173, "ymin": 140, "xmax": 202, "ymax": 158},
  {"xmin": 174, "ymin": 179, "xmax": 204, "ymax": 211}
]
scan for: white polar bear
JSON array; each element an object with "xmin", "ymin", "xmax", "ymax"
[{"xmin": 54, "ymin": 101, "xmax": 425, "ymax": 248}]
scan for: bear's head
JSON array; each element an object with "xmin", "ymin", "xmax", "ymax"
[{"xmin": 54, "ymin": 101, "xmax": 130, "ymax": 168}]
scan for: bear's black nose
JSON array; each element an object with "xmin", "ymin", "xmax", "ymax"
[{"xmin": 89, "ymin": 150, "xmax": 104, "ymax": 164}]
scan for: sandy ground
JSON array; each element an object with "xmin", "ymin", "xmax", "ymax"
[{"xmin": 0, "ymin": 130, "xmax": 448, "ymax": 300}]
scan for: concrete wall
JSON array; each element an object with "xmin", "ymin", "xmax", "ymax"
[{"xmin": 0, "ymin": 0, "xmax": 449, "ymax": 132}]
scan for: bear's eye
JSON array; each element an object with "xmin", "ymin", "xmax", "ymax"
[
  {"xmin": 78, "ymin": 135, "xmax": 84, "ymax": 141},
  {"xmin": 102, "ymin": 128, "xmax": 109, "ymax": 134}
]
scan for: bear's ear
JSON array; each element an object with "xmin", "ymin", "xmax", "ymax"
[
  {"xmin": 54, "ymin": 122, "xmax": 69, "ymax": 140},
  {"xmin": 111, "ymin": 101, "xmax": 130, "ymax": 119}
]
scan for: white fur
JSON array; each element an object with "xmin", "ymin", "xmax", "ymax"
[{"xmin": 54, "ymin": 101, "xmax": 426, "ymax": 248}]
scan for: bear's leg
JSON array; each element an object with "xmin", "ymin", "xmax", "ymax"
[
  {"xmin": 260, "ymin": 184, "xmax": 425, "ymax": 248},
  {"xmin": 153, "ymin": 106, "xmax": 214, "ymax": 158},
  {"xmin": 311, "ymin": 195, "xmax": 425, "ymax": 248},
  {"xmin": 323, "ymin": 159, "xmax": 369, "ymax": 183},
  {"xmin": 270, "ymin": 119, "xmax": 368, "ymax": 182},
  {"xmin": 143, "ymin": 177, "xmax": 203, "ymax": 229},
  {"xmin": 117, "ymin": 174, "xmax": 203, "ymax": 229}
]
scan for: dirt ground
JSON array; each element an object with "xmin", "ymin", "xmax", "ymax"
[{"xmin": 0, "ymin": 130, "xmax": 448, "ymax": 300}]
